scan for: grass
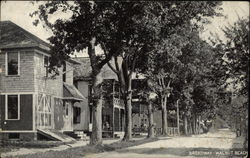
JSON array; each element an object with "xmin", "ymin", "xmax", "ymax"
[
  {"xmin": 4, "ymin": 137, "xmax": 159, "ymax": 158},
  {"xmin": 0, "ymin": 140, "xmax": 75, "ymax": 156},
  {"xmin": 1, "ymin": 140, "xmax": 72, "ymax": 148}
]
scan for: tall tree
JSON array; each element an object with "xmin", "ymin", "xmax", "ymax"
[
  {"xmin": 211, "ymin": 16, "xmax": 249, "ymax": 147},
  {"xmin": 106, "ymin": 1, "xmax": 223, "ymax": 138},
  {"xmin": 32, "ymin": 1, "xmax": 222, "ymax": 142},
  {"xmin": 31, "ymin": 1, "xmax": 126, "ymax": 145}
]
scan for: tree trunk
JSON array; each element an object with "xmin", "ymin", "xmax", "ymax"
[
  {"xmin": 184, "ymin": 114, "xmax": 188, "ymax": 135},
  {"xmin": 88, "ymin": 37, "xmax": 103, "ymax": 145},
  {"xmin": 197, "ymin": 115, "xmax": 200, "ymax": 134},
  {"xmin": 192, "ymin": 116, "xmax": 196, "ymax": 135},
  {"xmin": 162, "ymin": 96, "xmax": 168, "ymax": 136},
  {"xmin": 147, "ymin": 100, "xmax": 155, "ymax": 138},
  {"xmin": 189, "ymin": 118, "xmax": 193, "ymax": 135},
  {"xmin": 176, "ymin": 100, "xmax": 180, "ymax": 135},
  {"xmin": 194, "ymin": 114, "xmax": 197, "ymax": 135},
  {"xmin": 123, "ymin": 77, "xmax": 132, "ymax": 141},
  {"xmin": 90, "ymin": 72, "xmax": 103, "ymax": 145}
]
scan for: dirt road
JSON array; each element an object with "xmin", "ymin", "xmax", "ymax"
[{"xmin": 84, "ymin": 129, "xmax": 246, "ymax": 158}]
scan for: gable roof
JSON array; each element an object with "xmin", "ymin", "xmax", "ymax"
[
  {"xmin": 0, "ymin": 21, "xmax": 50, "ymax": 51},
  {"xmin": 63, "ymin": 82, "xmax": 85, "ymax": 101},
  {"xmin": 73, "ymin": 57, "xmax": 119, "ymax": 81},
  {"xmin": 73, "ymin": 57, "xmax": 92, "ymax": 80}
]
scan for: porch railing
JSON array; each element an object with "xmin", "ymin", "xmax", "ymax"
[{"xmin": 113, "ymin": 97, "xmax": 124, "ymax": 107}]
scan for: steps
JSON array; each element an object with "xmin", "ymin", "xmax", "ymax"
[
  {"xmin": 73, "ymin": 131, "xmax": 90, "ymax": 141},
  {"xmin": 114, "ymin": 132, "xmax": 124, "ymax": 138},
  {"xmin": 37, "ymin": 129, "xmax": 75, "ymax": 142}
]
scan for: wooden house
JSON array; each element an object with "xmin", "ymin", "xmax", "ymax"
[
  {"xmin": 0, "ymin": 21, "xmax": 84, "ymax": 141},
  {"xmin": 73, "ymin": 57, "xmax": 125, "ymax": 138},
  {"xmin": 131, "ymin": 79, "xmax": 180, "ymax": 136}
]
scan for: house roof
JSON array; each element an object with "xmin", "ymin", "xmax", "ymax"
[
  {"xmin": 0, "ymin": 21, "xmax": 80, "ymax": 65},
  {"xmin": 73, "ymin": 57, "xmax": 92, "ymax": 80},
  {"xmin": 0, "ymin": 21, "xmax": 51, "ymax": 51},
  {"xmin": 63, "ymin": 82, "xmax": 85, "ymax": 101},
  {"xmin": 73, "ymin": 57, "xmax": 118, "ymax": 81},
  {"xmin": 0, "ymin": 21, "xmax": 50, "ymax": 51}
]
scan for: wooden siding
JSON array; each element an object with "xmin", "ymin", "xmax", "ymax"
[
  {"xmin": 54, "ymin": 98, "xmax": 73, "ymax": 131},
  {"xmin": 0, "ymin": 94, "xmax": 33, "ymax": 130},
  {"xmin": 0, "ymin": 51, "xmax": 35, "ymax": 93}
]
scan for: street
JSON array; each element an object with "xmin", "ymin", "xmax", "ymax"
[{"xmin": 84, "ymin": 129, "xmax": 244, "ymax": 158}]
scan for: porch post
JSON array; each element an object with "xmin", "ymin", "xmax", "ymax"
[
  {"xmin": 112, "ymin": 105, "xmax": 115, "ymax": 138},
  {"xmin": 118, "ymin": 108, "xmax": 121, "ymax": 131},
  {"xmin": 112, "ymin": 80, "xmax": 115, "ymax": 138}
]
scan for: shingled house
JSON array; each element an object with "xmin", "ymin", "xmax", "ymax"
[
  {"xmin": 73, "ymin": 57, "xmax": 125, "ymax": 138},
  {"xmin": 0, "ymin": 21, "xmax": 84, "ymax": 141}
]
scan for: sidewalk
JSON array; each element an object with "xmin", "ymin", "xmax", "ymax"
[{"xmin": 0, "ymin": 139, "xmax": 120, "ymax": 158}]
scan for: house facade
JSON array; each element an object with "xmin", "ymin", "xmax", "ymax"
[
  {"xmin": 0, "ymin": 21, "xmax": 84, "ymax": 141},
  {"xmin": 73, "ymin": 57, "xmax": 125, "ymax": 138},
  {"xmin": 131, "ymin": 79, "xmax": 180, "ymax": 136}
]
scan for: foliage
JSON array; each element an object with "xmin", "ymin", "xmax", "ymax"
[{"xmin": 211, "ymin": 17, "xmax": 249, "ymax": 96}]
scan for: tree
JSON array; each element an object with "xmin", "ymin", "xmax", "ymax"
[
  {"xmin": 132, "ymin": 79, "xmax": 157, "ymax": 138},
  {"xmin": 108, "ymin": 1, "xmax": 223, "ymax": 138},
  {"xmin": 31, "ymin": 1, "xmax": 128, "ymax": 145},
  {"xmin": 219, "ymin": 17, "xmax": 248, "ymax": 95},
  {"xmin": 211, "ymin": 16, "xmax": 249, "ymax": 147},
  {"xmin": 32, "ymin": 1, "xmax": 223, "ymax": 142}
]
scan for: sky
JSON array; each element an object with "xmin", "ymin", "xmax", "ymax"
[{"xmin": 0, "ymin": 1, "xmax": 249, "ymax": 57}]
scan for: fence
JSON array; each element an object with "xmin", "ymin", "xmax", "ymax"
[{"xmin": 133, "ymin": 127, "xmax": 179, "ymax": 136}]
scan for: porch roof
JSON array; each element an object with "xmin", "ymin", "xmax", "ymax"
[{"xmin": 63, "ymin": 82, "xmax": 85, "ymax": 101}]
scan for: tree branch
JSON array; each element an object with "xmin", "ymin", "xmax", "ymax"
[
  {"xmin": 129, "ymin": 56, "xmax": 137, "ymax": 77},
  {"xmin": 102, "ymin": 44, "xmax": 119, "ymax": 74}
]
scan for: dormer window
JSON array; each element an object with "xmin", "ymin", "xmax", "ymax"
[{"xmin": 6, "ymin": 52, "xmax": 20, "ymax": 76}]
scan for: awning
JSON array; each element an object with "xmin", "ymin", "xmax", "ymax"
[{"xmin": 63, "ymin": 82, "xmax": 85, "ymax": 101}]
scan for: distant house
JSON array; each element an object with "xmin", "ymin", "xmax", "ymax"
[
  {"xmin": 131, "ymin": 79, "xmax": 180, "ymax": 136},
  {"xmin": 73, "ymin": 57, "xmax": 125, "ymax": 138},
  {"xmin": 0, "ymin": 21, "xmax": 84, "ymax": 141}
]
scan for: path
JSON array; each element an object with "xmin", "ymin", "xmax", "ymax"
[{"xmin": 84, "ymin": 129, "xmax": 243, "ymax": 158}]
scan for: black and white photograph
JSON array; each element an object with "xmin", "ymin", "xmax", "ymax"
[{"xmin": 0, "ymin": 1, "xmax": 249, "ymax": 158}]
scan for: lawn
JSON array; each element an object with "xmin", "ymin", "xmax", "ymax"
[{"xmin": 4, "ymin": 138, "xmax": 158, "ymax": 158}]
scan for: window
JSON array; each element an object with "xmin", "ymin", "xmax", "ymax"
[
  {"xmin": 44, "ymin": 56, "xmax": 49, "ymax": 67},
  {"xmin": 6, "ymin": 52, "xmax": 19, "ymax": 75},
  {"xmin": 44, "ymin": 56, "xmax": 50, "ymax": 77},
  {"xmin": 9, "ymin": 133, "xmax": 20, "ymax": 139},
  {"xmin": 89, "ymin": 106, "xmax": 92, "ymax": 123},
  {"xmin": 63, "ymin": 101, "xmax": 69, "ymax": 116},
  {"xmin": 73, "ymin": 107, "xmax": 81, "ymax": 124},
  {"xmin": 6, "ymin": 95, "xmax": 19, "ymax": 120},
  {"xmin": 63, "ymin": 62, "xmax": 66, "ymax": 82},
  {"xmin": 66, "ymin": 105, "xmax": 69, "ymax": 116}
]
